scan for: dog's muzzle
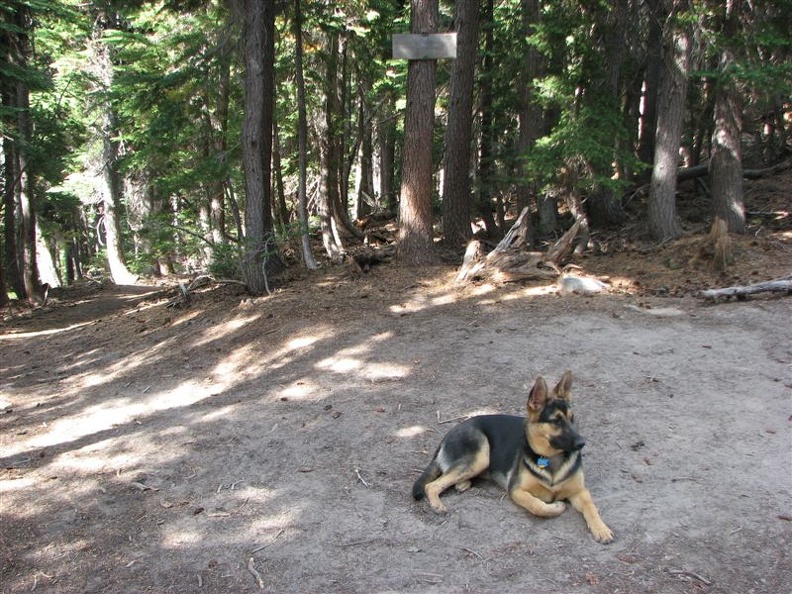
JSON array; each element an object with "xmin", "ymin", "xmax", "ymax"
[{"xmin": 551, "ymin": 433, "xmax": 586, "ymax": 452}]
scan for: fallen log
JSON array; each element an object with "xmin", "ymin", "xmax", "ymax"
[
  {"xmin": 456, "ymin": 208, "xmax": 579, "ymax": 283},
  {"xmin": 700, "ymin": 277, "xmax": 792, "ymax": 300}
]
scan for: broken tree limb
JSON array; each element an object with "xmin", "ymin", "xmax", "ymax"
[
  {"xmin": 165, "ymin": 274, "xmax": 248, "ymax": 308},
  {"xmin": 455, "ymin": 208, "xmax": 579, "ymax": 283},
  {"xmin": 546, "ymin": 218, "xmax": 582, "ymax": 263},
  {"xmin": 700, "ymin": 277, "xmax": 792, "ymax": 300}
]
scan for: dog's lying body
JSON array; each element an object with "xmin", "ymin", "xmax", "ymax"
[{"xmin": 412, "ymin": 371, "xmax": 613, "ymax": 544}]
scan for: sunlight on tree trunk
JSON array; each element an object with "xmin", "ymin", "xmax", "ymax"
[
  {"xmin": 8, "ymin": 5, "xmax": 42, "ymax": 302},
  {"xmin": 397, "ymin": 0, "xmax": 441, "ymax": 266},
  {"xmin": 318, "ymin": 31, "xmax": 345, "ymax": 263},
  {"xmin": 709, "ymin": 4, "xmax": 745, "ymax": 234},
  {"xmin": 2, "ymin": 131, "xmax": 22, "ymax": 298},
  {"xmin": 648, "ymin": 11, "xmax": 689, "ymax": 242},
  {"xmin": 18, "ymin": 81, "xmax": 42, "ymax": 300},
  {"xmin": 90, "ymin": 13, "xmax": 137, "ymax": 285},
  {"xmin": 515, "ymin": 0, "xmax": 544, "ymax": 228},
  {"xmin": 441, "ymin": 0, "xmax": 478, "ymax": 250},
  {"xmin": 293, "ymin": 0, "xmax": 318, "ymax": 269},
  {"xmin": 638, "ymin": 0, "xmax": 663, "ymax": 170},
  {"xmin": 238, "ymin": 0, "xmax": 282, "ymax": 295}
]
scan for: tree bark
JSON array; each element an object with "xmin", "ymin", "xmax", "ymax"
[
  {"xmin": 441, "ymin": 0, "xmax": 478, "ymax": 249},
  {"xmin": 356, "ymin": 76, "xmax": 375, "ymax": 220},
  {"xmin": 648, "ymin": 8, "xmax": 690, "ymax": 242},
  {"xmin": 475, "ymin": 0, "xmax": 500, "ymax": 239},
  {"xmin": 515, "ymin": 0, "xmax": 544, "ymax": 226},
  {"xmin": 17, "ymin": 64, "xmax": 40, "ymax": 301},
  {"xmin": 397, "ymin": 0, "xmax": 440, "ymax": 266},
  {"xmin": 2, "ymin": 48, "xmax": 22, "ymax": 299},
  {"xmin": 709, "ymin": 4, "xmax": 745, "ymax": 233},
  {"xmin": 638, "ymin": 0, "xmax": 663, "ymax": 170},
  {"xmin": 208, "ymin": 35, "xmax": 231, "ymax": 249},
  {"xmin": 90, "ymin": 11, "xmax": 138, "ymax": 285},
  {"xmin": 293, "ymin": 0, "xmax": 318, "ymax": 269},
  {"xmin": 377, "ymin": 88, "xmax": 397, "ymax": 215},
  {"xmin": 318, "ymin": 31, "xmax": 344, "ymax": 263},
  {"xmin": 4, "ymin": 5, "xmax": 42, "ymax": 302},
  {"xmin": 239, "ymin": 0, "xmax": 282, "ymax": 294}
]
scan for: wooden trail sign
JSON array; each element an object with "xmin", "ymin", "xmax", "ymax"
[{"xmin": 392, "ymin": 33, "xmax": 457, "ymax": 60}]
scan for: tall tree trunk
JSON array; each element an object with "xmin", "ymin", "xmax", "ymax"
[
  {"xmin": 586, "ymin": 0, "xmax": 628, "ymax": 228},
  {"xmin": 709, "ymin": 3, "xmax": 745, "ymax": 233},
  {"xmin": 272, "ymin": 120, "xmax": 289, "ymax": 228},
  {"xmin": 2, "ymin": 78, "xmax": 23, "ymax": 299},
  {"xmin": 441, "ymin": 0, "xmax": 478, "ymax": 249},
  {"xmin": 476, "ymin": 0, "xmax": 500, "ymax": 239},
  {"xmin": 17, "ymin": 9, "xmax": 41, "ymax": 301},
  {"xmin": 90, "ymin": 11, "xmax": 137, "ymax": 285},
  {"xmin": 0, "ymin": 103, "xmax": 6, "ymax": 303},
  {"xmin": 293, "ymin": 0, "xmax": 318, "ymax": 269},
  {"xmin": 648, "ymin": 9, "xmax": 690, "ymax": 242},
  {"xmin": 239, "ymin": 0, "xmax": 282, "ymax": 294},
  {"xmin": 331, "ymin": 37, "xmax": 364, "ymax": 242},
  {"xmin": 212, "ymin": 32, "xmax": 231, "ymax": 246},
  {"xmin": 0, "ymin": 237, "xmax": 5, "ymax": 306},
  {"xmin": 638, "ymin": 0, "xmax": 663, "ymax": 170},
  {"xmin": 377, "ymin": 88, "xmax": 397, "ymax": 215},
  {"xmin": 318, "ymin": 31, "xmax": 344, "ymax": 262},
  {"xmin": 356, "ymin": 76, "xmax": 375, "ymax": 220},
  {"xmin": 397, "ymin": 0, "xmax": 440, "ymax": 266},
  {"xmin": 515, "ymin": 0, "xmax": 544, "ymax": 230}
]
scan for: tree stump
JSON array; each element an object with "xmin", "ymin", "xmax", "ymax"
[{"xmin": 456, "ymin": 208, "xmax": 581, "ymax": 283}]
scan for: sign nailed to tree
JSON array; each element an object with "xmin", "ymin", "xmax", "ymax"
[{"xmin": 392, "ymin": 33, "xmax": 457, "ymax": 60}]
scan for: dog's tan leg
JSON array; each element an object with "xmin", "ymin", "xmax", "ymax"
[
  {"xmin": 424, "ymin": 446, "xmax": 490, "ymax": 513},
  {"xmin": 510, "ymin": 489, "xmax": 567, "ymax": 517},
  {"xmin": 568, "ymin": 489, "xmax": 614, "ymax": 543}
]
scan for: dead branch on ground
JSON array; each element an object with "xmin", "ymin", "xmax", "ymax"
[
  {"xmin": 247, "ymin": 557, "xmax": 265, "ymax": 589},
  {"xmin": 166, "ymin": 274, "xmax": 247, "ymax": 308},
  {"xmin": 700, "ymin": 276, "xmax": 792, "ymax": 301}
]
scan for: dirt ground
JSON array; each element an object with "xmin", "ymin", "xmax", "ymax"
[{"xmin": 2, "ymin": 176, "xmax": 791, "ymax": 593}]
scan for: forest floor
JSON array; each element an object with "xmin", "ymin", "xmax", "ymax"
[{"xmin": 1, "ymin": 172, "xmax": 791, "ymax": 594}]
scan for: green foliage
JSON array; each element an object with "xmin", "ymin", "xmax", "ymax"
[
  {"xmin": 208, "ymin": 242, "xmax": 242, "ymax": 280},
  {"xmin": 38, "ymin": 190, "xmax": 81, "ymax": 234},
  {"xmin": 2, "ymin": 0, "xmax": 788, "ymax": 286}
]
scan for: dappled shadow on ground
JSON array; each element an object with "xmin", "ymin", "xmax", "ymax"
[{"xmin": 2, "ymin": 235, "xmax": 791, "ymax": 593}]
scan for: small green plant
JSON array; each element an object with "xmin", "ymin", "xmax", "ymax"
[{"xmin": 208, "ymin": 242, "xmax": 243, "ymax": 280}]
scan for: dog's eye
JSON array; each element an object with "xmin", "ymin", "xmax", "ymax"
[{"xmin": 553, "ymin": 417, "xmax": 564, "ymax": 425}]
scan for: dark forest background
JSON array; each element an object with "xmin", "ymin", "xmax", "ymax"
[{"xmin": 1, "ymin": 0, "xmax": 789, "ymax": 299}]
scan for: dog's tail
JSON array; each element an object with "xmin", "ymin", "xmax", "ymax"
[{"xmin": 412, "ymin": 460, "xmax": 441, "ymax": 500}]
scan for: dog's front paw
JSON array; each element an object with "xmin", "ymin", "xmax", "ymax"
[
  {"xmin": 591, "ymin": 523, "xmax": 614, "ymax": 544},
  {"xmin": 454, "ymin": 480, "xmax": 472, "ymax": 492},
  {"xmin": 545, "ymin": 501, "xmax": 566, "ymax": 517}
]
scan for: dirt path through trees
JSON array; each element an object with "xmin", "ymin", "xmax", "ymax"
[{"xmin": 1, "ymin": 270, "xmax": 790, "ymax": 593}]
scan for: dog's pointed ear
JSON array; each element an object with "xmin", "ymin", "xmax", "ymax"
[
  {"xmin": 527, "ymin": 376, "xmax": 549, "ymax": 412},
  {"xmin": 554, "ymin": 370, "xmax": 574, "ymax": 399}
]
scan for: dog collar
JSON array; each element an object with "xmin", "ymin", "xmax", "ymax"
[{"xmin": 524, "ymin": 450, "xmax": 581, "ymax": 486}]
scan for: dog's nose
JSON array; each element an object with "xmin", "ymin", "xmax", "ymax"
[{"xmin": 573, "ymin": 436, "xmax": 586, "ymax": 450}]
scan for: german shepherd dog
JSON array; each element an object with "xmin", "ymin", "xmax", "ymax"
[{"xmin": 412, "ymin": 371, "xmax": 613, "ymax": 543}]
